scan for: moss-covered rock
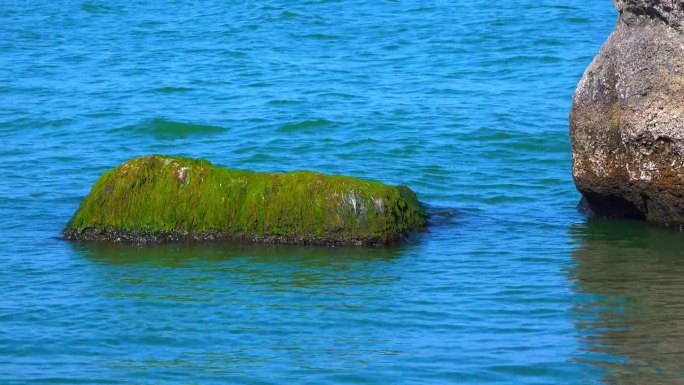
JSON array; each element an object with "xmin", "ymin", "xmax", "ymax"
[{"xmin": 63, "ymin": 155, "xmax": 427, "ymax": 246}]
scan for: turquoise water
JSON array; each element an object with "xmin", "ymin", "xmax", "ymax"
[{"xmin": 3, "ymin": 1, "xmax": 684, "ymax": 383}]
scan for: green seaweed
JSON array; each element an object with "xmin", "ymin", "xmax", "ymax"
[{"xmin": 64, "ymin": 155, "xmax": 427, "ymax": 245}]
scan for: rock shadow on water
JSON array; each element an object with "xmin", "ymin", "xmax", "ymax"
[
  {"xmin": 113, "ymin": 118, "xmax": 227, "ymax": 140},
  {"xmin": 68, "ymin": 240, "xmax": 413, "ymax": 289},
  {"xmin": 69, "ymin": 239, "xmax": 409, "ymax": 267},
  {"xmin": 568, "ymin": 219, "xmax": 684, "ymax": 384},
  {"xmin": 72, "ymin": 240, "xmax": 404, "ymax": 262}
]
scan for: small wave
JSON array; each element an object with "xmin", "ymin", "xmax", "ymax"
[
  {"xmin": 540, "ymin": 55, "xmax": 561, "ymax": 63},
  {"xmin": 115, "ymin": 118, "xmax": 227, "ymax": 139},
  {"xmin": 278, "ymin": 119, "xmax": 331, "ymax": 132},
  {"xmin": 535, "ymin": 38, "xmax": 564, "ymax": 47},
  {"xmin": 540, "ymin": 5, "xmax": 578, "ymax": 10},
  {"xmin": 303, "ymin": 33, "xmax": 339, "ymax": 41},
  {"xmin": 247, "ymin": 82, "xmax": 272, "ymax": 88},
  {"xmin": 5, "ymin": 117, "xmax": 76, "ymax": 129},
  {"xmin": 266, "ymin": 99, "xmax": 301, "ymax": 106},
  {"xmin": 279, "ymin": 11, "xmax": 300, "ymax": 19},
  {"xmin": 424, "ymin": 204, "xmax": 461, "ymax": 227},
  {"xmin": 153, "ymin": 87, "xmax": 193, "ymax": 93},
  {"xmin": 481, "ymin": 195, "xmax": 535, "ymax": 204},
  {"xmin": 565, "ymin": 17, "xmax": 590, "ymax": 24},
  {"xmin": 460, "ymin": 128, "xmax": 517, "ymax": 141},
  {"xmin": 81, "ymin": 2, "xmax": 120, "ymax": 14}
]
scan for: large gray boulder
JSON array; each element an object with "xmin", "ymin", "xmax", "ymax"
[{"xmin": 571, "ymin": 0, "xmax": 684, "ymax": 227}]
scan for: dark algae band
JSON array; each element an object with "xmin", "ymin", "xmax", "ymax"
[{"xmin": 63, "ymin": 155, "xmax": 427, "ymax": 245}]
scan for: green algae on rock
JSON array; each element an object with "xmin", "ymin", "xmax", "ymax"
[{"xmin": 63, "ymin": 155, "xmax": 427, "ymax": 245}]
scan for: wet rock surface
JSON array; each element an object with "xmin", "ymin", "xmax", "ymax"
[{"xmin": 570, "ymin": 0, "xmax": 684, "ymax": 227}]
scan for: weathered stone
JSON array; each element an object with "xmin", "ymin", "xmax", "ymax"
[
  {"xmin": 570, "ymin": 0, "xmax": 684, "ymax": 226},
  {"xmin": 63, "ymin": 155, "xmax": 427, "ymax": 246}
]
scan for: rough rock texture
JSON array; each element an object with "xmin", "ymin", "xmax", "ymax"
[
  {"xmin": 63, "ymin": 155, "xmax": 427, "ymax": 246},
  {"xmin": 570, "ymin": 0, "xmax": 684, "ymax": 226}
]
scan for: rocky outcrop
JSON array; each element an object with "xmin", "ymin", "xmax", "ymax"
[
  {"xmin": 570, "ymin": 0, "xmax": 684, "ymax": 226},
  {"xmin": 63, "ymin": 155, "xmax": 427, "ymax": 246}
]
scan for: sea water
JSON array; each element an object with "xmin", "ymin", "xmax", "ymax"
[{"xmin": 3, "ymin": 1, "xmax": 684, "ymax": 383}]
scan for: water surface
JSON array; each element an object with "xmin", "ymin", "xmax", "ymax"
[{"xmin": 3, "ymin": 1, "xmax": 683, "ymax": 383}]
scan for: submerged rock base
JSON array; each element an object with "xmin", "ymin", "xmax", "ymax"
[
  {"xmin": 570, "ymin": 0, "xmax": 684, "ymax": 227},
  {"xmin": 63, "ymin": 155, "xmax": 427, "ymax": 246}
]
